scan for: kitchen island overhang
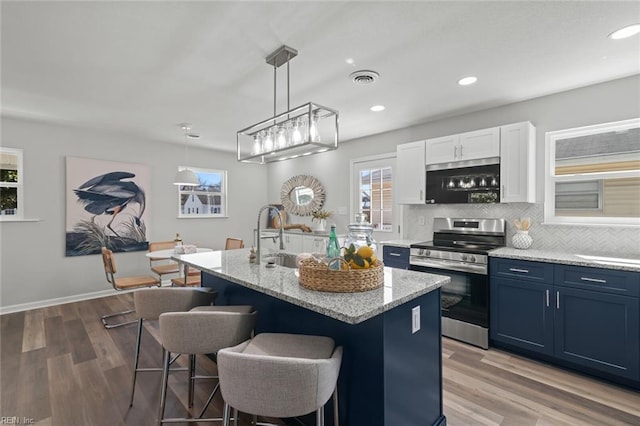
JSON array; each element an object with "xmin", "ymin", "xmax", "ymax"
[{"xmin": 174, "ymin": 249, "xmax": 449, "ymax": 426}]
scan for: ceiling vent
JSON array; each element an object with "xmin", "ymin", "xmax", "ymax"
[{"xmin": 350, "ymin": 70, "xmax": 380, "ymax": 85}]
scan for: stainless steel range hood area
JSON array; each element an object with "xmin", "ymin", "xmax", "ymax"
[{"xmin": 425, "ymin": 158, "xmax": 501, "ymax": 204}]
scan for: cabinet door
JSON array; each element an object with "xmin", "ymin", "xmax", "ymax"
[
  {"xmin": 425, "ymin": 135, "xmax": 459, "ymax": 165},
  {"xmin": 303, "ymin": 235, "xmax": 326, "ymax": 254},
  {"xmin": 282, "ymin": 233, "xmax": 302, "ymax": 253},
  {"xmin": 396, "ymin": 140, "xmax": 426, "ymax": 204},
  {"xmin": 260, "ymin": 233, "xmax": 280, "ymax": 252},
  {"xmin": 458, "ymin": 127, "xmax": 500, "ymax": 161},
  {"xmin": 554, "ymin": 286, "xmax": 640, "ymax": 380},
  {"xmin": 500, "ymin": 122, "xmax": 536, "ymax": 203},
  {"xmin": 490, "ymin": 276, "xmax": 554, "ymax": 356},
  {"xmin": 382, "ymin": 245, "xmax": 409, "ymax": 269}
]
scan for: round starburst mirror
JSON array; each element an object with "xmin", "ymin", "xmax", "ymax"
[{"xmin": 280, "ymin": 175, "xmax": 325, "ymax": 216}]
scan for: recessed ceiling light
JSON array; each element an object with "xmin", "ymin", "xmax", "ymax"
[
  {"xmin": 370, "ymin": 105, "xmax": 385, "ymax": 112},
  {"xmin": 345, "ymin": 58, "xmax": 355, "ymax": 65},
  {"xmin": 609, "ymin": 24, "xmax": 640, "ymax": 40},
  {"xmin": 458, "ymin": 76, "xmax": 478, "ymax": 86}
]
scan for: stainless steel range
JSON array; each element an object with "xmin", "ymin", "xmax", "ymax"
[{"xmin": 410, "ymin": 218, "xmax": 506, "ymax": 349}]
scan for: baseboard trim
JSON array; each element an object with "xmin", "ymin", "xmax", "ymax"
[
  {"xmin": 0, "ymin": 280, "xmax": 173, "ymax": 315},
  {"xmin": 0, "ymin": 289, "xmax": 120, "ymax": 315}
]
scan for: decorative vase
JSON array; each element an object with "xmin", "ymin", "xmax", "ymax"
[
  {"xmin": 315, "ymin": 219, "xmax": 326, "ymax": 232},
  {"xmin": 512, "ymin": 230, "xmax": 533, "ymax": 250}
]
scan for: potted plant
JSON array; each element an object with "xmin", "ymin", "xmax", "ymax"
[{"xmin": 311, "ymin": 209, "xmax": 332, "ymax": 232}]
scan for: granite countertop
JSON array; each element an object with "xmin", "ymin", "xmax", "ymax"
[
  {"xmin": 379, "ymin": 239, "xmax": 423, "ymax": 248},
  {"xmin": 490, "ymin": 248, "xmax": 640, "ymax": 273},
  {"xmin": 174, "ymin": 249, "xmax": 449, "ymax": 324}
]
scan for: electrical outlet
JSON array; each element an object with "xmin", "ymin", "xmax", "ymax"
[
  {"xmin": 337, "ymin": 206, "xmax": 348, "ymax": 215},
  {"xmin": 412, "ymin": 306, "xmax": 420, "ymax": 334},
  {"xmin": 418, "ymin": 216, "xmax": 425, "ymax": 226}
]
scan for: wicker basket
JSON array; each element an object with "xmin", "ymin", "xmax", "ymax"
[{"xmin": 298, "ymin": 258, "xmax": 384, "ymax": 293}]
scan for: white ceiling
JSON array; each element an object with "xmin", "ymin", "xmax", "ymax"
[{"xmin": 2, "ymin": 1, "xmax": 639, "ymax": 152}]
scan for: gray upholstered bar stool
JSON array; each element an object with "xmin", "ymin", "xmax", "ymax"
[
  {"xmin": 129, "ymin": 287, "xmax": 217, "ymax": 407},
  {"xmin": 217, "ymin": 333, "xmax": 343, "ymax": 426},
  {"xmin": 157, "ymin": 308, "xmax": 257, "ymax": 425}
]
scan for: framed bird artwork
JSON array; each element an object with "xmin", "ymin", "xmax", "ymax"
[{"xmin": 65, "ymin": 156, "xmax": 150, "ymax": 256}]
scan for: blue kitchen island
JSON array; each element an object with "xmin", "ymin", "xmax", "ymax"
[{"xmin": 175, "ymin": 249, "xmax": 449, "ymax": 426}]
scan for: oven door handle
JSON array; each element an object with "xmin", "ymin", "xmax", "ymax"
[
  {"xmin": 410, "ymin": 257, "xmax": 487, "ymax": 275},
  {"xmin": 451, "ymin": 240, "xmax": 476, "ymax": 247}
]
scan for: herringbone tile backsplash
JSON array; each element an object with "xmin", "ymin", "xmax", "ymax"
[{"xmin": 404, "ymin": 203, "xmax": 640, "ymax": 257}]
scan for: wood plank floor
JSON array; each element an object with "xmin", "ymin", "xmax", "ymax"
[{"xmin": 1, "ymin": 293, "xmax": 639, "ymax": 425}]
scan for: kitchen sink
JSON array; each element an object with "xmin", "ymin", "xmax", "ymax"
[{"xmin": 263, "ymin": 252, "xmax": 299, "ymax": 269}]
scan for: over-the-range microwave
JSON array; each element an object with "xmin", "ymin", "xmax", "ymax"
[{"xmin": 425, "ymin": 159, "xmax": 500, "ymax": 204}]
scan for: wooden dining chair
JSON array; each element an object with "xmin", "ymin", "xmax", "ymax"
[
  {"xmin": 225, "ymin": 238, "xmax": 244, "ymax": 250},
  {"xmin": 100, "ymin": 247, "xmax": 161, "ymax": 329},
  {"xmin": 171, "ymin": 274, "xmax": 201, "ymax": 287},
  {"xmin": 148, "ymin": 241, "xmax": 180, "ymax": 281}
]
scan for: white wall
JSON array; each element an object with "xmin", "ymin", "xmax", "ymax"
[
  {"xmin": 269, "ymin": 75, "xmax": 640, "ymax": 255},
  {"xmin": 0, "ymin": 117, "xmax": 269, "ymax": 310}
]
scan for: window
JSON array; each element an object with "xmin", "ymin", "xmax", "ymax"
[
  {"xmin": 544, "ymin": 118, "xmax": 640, "ymax": 226},
  {"xmin": 358, "ymin": 166, "xmax": 393, "ymax": 231},
  {"xmin": 0, "ymin": 147, "xmax": 23, "ymax": 219},
  {"xmin": 177, "ymin": 167, "xmax": 227, "ymax": 218}
]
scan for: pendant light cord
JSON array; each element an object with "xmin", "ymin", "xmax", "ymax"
[
  {"xmin": 182, "ymin": 124, "xmax": 191, "ymax": 166},
  {"xmin": 272, "ymin": 52, "xmax": 292, "ymax": 118}
]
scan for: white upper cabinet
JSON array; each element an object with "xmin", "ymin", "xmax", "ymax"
[
  {"xmin": 425, "ymin": 127, "xmax": 500, "ymax": 165},
  {"xmin": 458, "ymin": 127, "xmax": 500, "ymax": 160},
  {"xmin": 396, "ymin": 140, "xmax": 426, "ymax": 204},
  {"xmin": 424, "ymin": 134, "xmax": 459, "ymax": 165},
  {"xmin": 500, "ymin": 122, "xmax": 536, "ymax": 203},
  {"xmin": 395, "ymin": 123, "xmax": 535, "ymax": 205}
]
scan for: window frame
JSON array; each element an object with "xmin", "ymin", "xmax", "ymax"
[
  {"xmin": 0, "ymin": 147, "xmax": 24, "ymax": 220},
  {"xmin": 544, "ymin": 118, "xmax": 640, "ymax": 226},
  {"xmin": 350, "ymin": 153, "xmax": 401, "ymax": 241},
  {"xmin": 177, "ymin": 166, "xmax": 228, "ymax": 219},
  {"xmin": 358, "ymin": 165, "xmax": 393, "ymax": 232}
]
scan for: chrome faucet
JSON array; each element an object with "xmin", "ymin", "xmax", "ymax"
[{"xmin": 256, "ymin": 205, "xmax": 285, "ymax": 265}]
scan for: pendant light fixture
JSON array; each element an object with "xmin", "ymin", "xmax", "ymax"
[
  {"xmin": 237, "ymin": 45, "xmax": 339, "ymax": 164},
  {"xmin": 173, "ymin": 123, "xmax": 200, "ymax": 187}
]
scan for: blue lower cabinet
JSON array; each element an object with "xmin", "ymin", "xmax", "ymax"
[
  {"xmin": 490, "ymin": 277, "xmax": 554, "ymax": 356},
  {"xmin": 554, "ymin": 286, "xmax": 640, "ymax": 381},
  {"xmin": 382, "ymin": 246, "xmax": 409, "ymax": 270},
  {"xmin": 490, "ymin": 258, "xmax": 640, "ymax": 386}
]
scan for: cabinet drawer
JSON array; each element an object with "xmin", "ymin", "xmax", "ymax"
[
  {"xmin": 490, "ymin": 258, "xmax": 554, "ymax": 283},
  {"xmin": 555, "ymin": 265, "xmax": 640, "ymax": 297},
  {"xmin": 383, "ymin": 246, "xmax": 409, "ymax": 267}
]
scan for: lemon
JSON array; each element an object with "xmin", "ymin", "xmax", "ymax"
[
  {"xmin": 356, "ymin": 245, "xmax": 374, "ymax": 259},
  {"xmin": 349, "ymin": 259, "xmax": 369, "ymax": 269}
]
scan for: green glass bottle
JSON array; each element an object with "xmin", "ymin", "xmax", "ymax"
[{"xmin": 326, "ymin": 224, "xmax": 341, "ymax": 270}]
